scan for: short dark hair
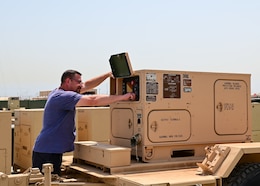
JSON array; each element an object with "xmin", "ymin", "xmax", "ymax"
[{"xmin": 61, "ymin": 70, "xmax": 82, "ymax": 83}]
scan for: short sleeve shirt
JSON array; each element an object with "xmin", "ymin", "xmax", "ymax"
[{"xmin": 33, "ymin": 88, "xmax": 82, "ymax": 154}]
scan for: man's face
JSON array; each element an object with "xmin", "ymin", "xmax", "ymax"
[{"xmin": 69, "ymin": 74, "xmax": 83, "ymax": 93}]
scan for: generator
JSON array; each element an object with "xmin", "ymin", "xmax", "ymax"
[{"xmin": 109, "ymin": 65, "xmax": 251, "ymax": 162}]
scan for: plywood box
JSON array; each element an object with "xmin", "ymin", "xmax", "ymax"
[{"xmin": 74, "ymin": 141, "xmax": 131, "ymax": 168}]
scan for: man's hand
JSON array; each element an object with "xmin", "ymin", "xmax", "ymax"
[
  {"xmin": 108, "ymin": 72, "xmax": 114, "ymax": 79},
  {"xmin": 127, "ymin": 92, "xmax": 136, "ymax": 101}
]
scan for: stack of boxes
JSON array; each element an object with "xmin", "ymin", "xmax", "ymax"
[
  {"xmin": 13, "ymin": 109, "xmax": 44, "ymax": 171},
  {"xmin": 13, "ymin": 107, "xmax": 110, "ymax": 171}
]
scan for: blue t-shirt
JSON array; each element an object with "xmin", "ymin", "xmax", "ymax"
[{"xmin": 33, "ymin": 88, "xmax": 82, "ymax": 154}]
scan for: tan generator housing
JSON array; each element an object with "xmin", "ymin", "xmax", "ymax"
[{"xmin": 110, "ymin": 70, "xmax": 251, "ymax": 162}]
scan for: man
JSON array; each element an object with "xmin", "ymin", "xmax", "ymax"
[{"xmin": 32, "ymin": 70, "xmax": 135, "ymax": 175}]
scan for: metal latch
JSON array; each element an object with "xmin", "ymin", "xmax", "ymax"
[{"xmin": 197, "ymin": 145, "xmax": 231, "ymax": 175}]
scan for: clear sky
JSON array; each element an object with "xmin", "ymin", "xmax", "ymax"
[{"xmin": 0, "ymin": 1, "xmax": 259, "ymax": 98}]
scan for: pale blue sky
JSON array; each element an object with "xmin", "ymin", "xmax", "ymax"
[{"xmin": 0, "ymin": 1, "xmax": 259, "ymax": 98}]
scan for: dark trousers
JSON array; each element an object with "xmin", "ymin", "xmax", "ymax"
[{"xmin": 32, "ymin": 151, "xmax": 62, "ymax": 175}]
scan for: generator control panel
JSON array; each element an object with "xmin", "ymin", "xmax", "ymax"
[
  {"xmin": 122, "ymin": 76, "xmax": 140, "ymax": 101},
  {"xmin": 113, "ymin": 73, "xmax": 184, "ymax": 102}
]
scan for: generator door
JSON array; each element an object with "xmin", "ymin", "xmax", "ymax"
[
  {"xmin": 111, "ymin": 108, "xmax": 134, "ymax": 139},
  {"xmin": 214, "ymin": 80, "xmax": 248, "ymax": 135},
  {"xmin": 148, "ymin": 110, "xmax": 191, "ymax": 142}
]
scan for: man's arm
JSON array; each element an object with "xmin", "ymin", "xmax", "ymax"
[
  {"xmin": 80, "ymin": 72, "xmax": 112, "ymax": 94},
  {"xmin": 76, "ymin": 93, "xmax": 135, "ymax": 107}
]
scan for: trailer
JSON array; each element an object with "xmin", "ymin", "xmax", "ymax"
[{"xmin": 1, "ymin": 52, "xmax": 260, "ymax": 186}]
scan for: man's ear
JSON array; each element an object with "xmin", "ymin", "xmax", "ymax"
[{"xmin": 65, "ymin": 77, "xmax": 71, "ymax": 84}]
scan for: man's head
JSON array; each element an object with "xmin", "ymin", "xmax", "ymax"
[{"xmin": 60, "ymin": 70, "xmax": 83, "ymax": 93}]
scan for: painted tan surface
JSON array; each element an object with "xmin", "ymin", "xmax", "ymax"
[
  {"xmin": 13, "ymin": 107, "xmax": 111, "ymax": 171},
  {"xmin": 76, "ymin": 107, "xmax": 110, "ymax": 143},
  {"xmin": 74, "ymin": 141, "xmax": 131, "ymax": 168},
  {"xmin": 110, "ymin": 70, "xmax": 251, "ymax": 162},
  {"xmin": 118, "ymin": 168, "xmax": 217, "ymax": 186},
  {"xmin": 0, "ymin": 111, "xmax": 12, "ymax": 174},
  {"xmin": 13, "ymin": 109, "xmax": 44, "ymax": 171},
  {"xmin": 215, "ymin": 142, "xmax": 260, "ymax": 177},
  {"xmin": 252, "ymin": 103, "xmax": 260, "ymax": 142}
]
